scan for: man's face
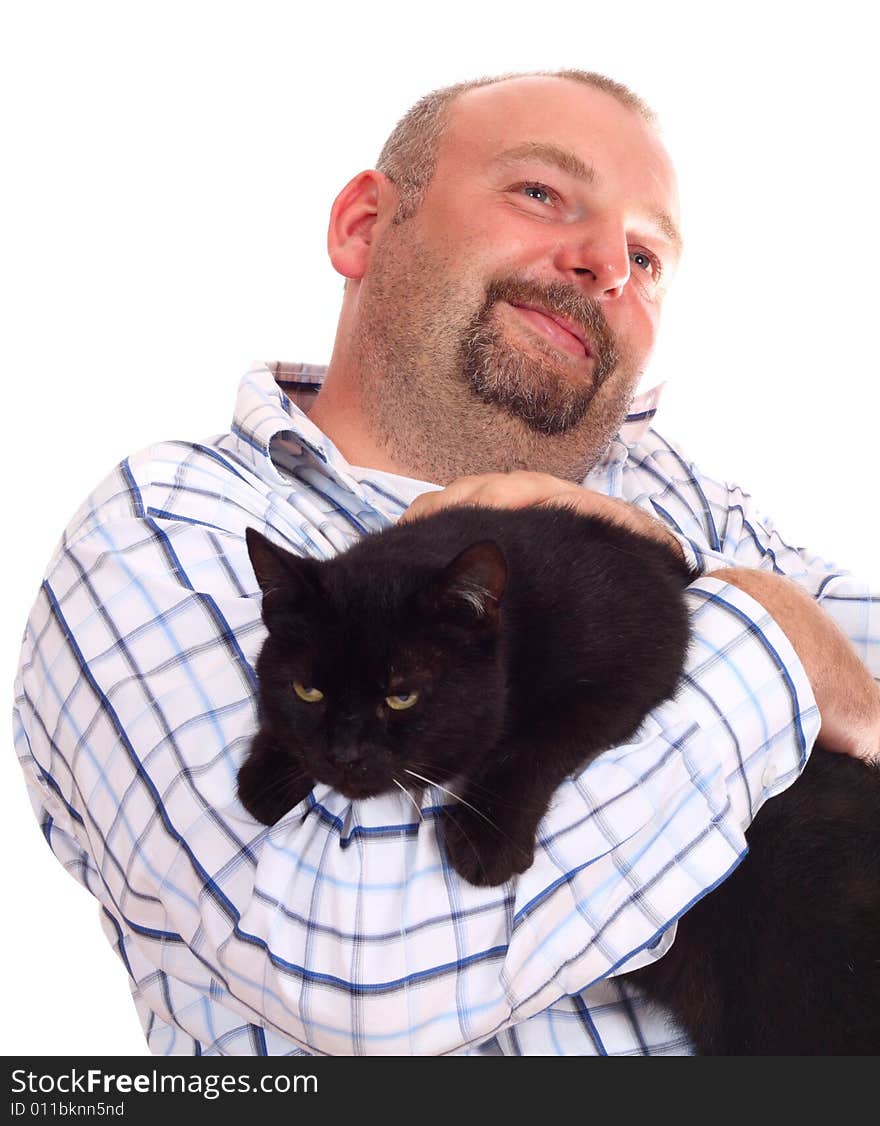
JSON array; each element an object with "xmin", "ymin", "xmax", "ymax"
[{"xmin": 349, "ymin": 77, "xmax": 682, "ymax": 483}]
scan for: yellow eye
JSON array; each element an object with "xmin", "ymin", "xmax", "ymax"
[
  {"xmin": 385, "ymin": 691, "xmax": 419, "ymax": 711},
  {"xmin": 293, "ymin": 682, "xmax": 324, "ymax": 703}
]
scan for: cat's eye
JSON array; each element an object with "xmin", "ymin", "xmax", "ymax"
[
  {"xmin": 385, "ymin": 691, "xmax": 419, "ymax": 711},
  {"xmin": 293, "ymin": 681, "xmax": 324, "ymax": 703}
]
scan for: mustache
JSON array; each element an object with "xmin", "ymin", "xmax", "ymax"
[{"xmin": 481, "ymin": 276, "xmax": 619, "ymax": 378}]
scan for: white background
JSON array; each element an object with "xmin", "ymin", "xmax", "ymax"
[{"xmin": 2, "ymin": 1, "xmax": 877, "ymax": 1056}]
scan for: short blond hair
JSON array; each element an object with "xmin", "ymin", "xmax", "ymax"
[{"xmin": 376, "ymin": 69, "xmax": 657, "ymax": 222}]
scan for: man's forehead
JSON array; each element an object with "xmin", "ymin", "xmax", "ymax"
[
  {"xmin": 437, "ymin": 76, "xmax": 677, "ymax": 202},
  {"xmin": 445, "ymin": 75, "xmax": 648, "ymax": 143}
]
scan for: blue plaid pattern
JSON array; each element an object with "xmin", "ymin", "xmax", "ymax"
[{"xmin": 13, "ymin": 360, "xmax": 878, "ymax": 1055}]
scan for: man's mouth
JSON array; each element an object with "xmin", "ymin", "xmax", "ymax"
[{"xmin": 506, "ymin": 302, "xmax": 593, "ymax": 359}]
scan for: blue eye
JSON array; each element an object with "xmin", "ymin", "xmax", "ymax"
[
  {"xmin": 631, "ymin": 250, "xmax": 660, "ymax": 278},
  {"xmin": 517, "ymin": 182, "xmax": 557, "ymax": 206}
]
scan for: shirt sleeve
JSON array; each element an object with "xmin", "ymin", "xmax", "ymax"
[
  {"xmin": 619, "ymin": 429, "xmax": 880, "ymax": 680},
  {"xmin": 11, "ymin": 445, "xmax": 823, "ymax": 1056}
]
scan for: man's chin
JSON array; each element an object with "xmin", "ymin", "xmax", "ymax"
[{"xmin": 462, "ymin": 340, "xmax": 597, "ymax": 436}]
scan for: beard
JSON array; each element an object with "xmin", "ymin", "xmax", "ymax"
[
  {"xmin": 347, "ymin": 224, "xmax": 641, "ymax": 484},
  {"xmin": 460, "ymin": 276, "xmax": 620, "ymax": 436}
]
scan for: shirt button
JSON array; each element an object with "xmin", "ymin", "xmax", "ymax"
[{"xmin": 761, "ymin": 762, "xmax": 778, "ymax": 789}]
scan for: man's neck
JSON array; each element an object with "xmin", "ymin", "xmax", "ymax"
[{"xmin": 307, "ymin": 378, "xmax": 410, "ymax": 477}]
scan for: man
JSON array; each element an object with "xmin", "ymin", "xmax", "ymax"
[{"xmin": 13, "ymin": 69, "xmax": 879, "ymax": 1055}]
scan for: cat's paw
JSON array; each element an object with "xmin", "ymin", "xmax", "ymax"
[
  {"xmin": 237, "ymin": 756, "xmax": 313, "ymax": 826},
  {"xmin": 439, "ymin": 807, "xmax": 534, "ymax": 887}
]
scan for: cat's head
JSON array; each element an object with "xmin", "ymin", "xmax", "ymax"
[{"xmin": 245, "ymin": 525, "xmax": 510, "ymax": 800}]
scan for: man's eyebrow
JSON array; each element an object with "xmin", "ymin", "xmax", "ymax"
[
  {"xmin": 493, "ymin": 141, "xmax": 595, "ymax": 184},
  {"xmin": 651, "ymin": 210, "xmax": 683, "ymax": 256},
  {"xmin": 492, "ymin": 140, "xmax": 683, "ymax": 256}
]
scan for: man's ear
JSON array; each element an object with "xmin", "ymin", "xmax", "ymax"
[{"xmin": 327, "ymin": 170, "xmax": 399, "ymax": 280}]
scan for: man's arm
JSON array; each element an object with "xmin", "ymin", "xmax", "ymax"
[
  {"xmin": 620, "ymin": 429, "xmax": 880, "ymax": 756},
  {"xmin": 711, "ymin": 566, "xmax": 880, "ymax": 762},
  {"xmin": 618, "ymin": 429, "xmax": 880, "ymax": 678}
]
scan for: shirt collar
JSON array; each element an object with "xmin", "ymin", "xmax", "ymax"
[
  {"xmin": 231, "ymin": 361, "xmax": 369, "ymax": 495},
  {"xmin": 231, "ymin": 360, "xmax": 664, "ymax": 494}
]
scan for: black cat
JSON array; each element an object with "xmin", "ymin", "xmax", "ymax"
[
  {"xmin": 238, "ymin": 505, "xmax": 880, "ymax": 1054},
  {"xmin": 239, "ymin": 505, "xmax": 695, "ymax": 885}
]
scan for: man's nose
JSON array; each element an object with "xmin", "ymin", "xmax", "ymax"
[{"xmin": 552, "ymin": 220, "xmax": 631, "ymax": 298}]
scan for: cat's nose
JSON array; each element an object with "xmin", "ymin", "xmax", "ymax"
[{"xmin": 331, "ymin": 743, "xmax": 365, "ymax": 766}]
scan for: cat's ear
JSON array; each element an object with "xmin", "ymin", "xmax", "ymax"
[
  {"xmin": 419, "ymin": 540, "xmax": 507, "ymax": 629},
  {"xmin": 245, "ymin": 527, "xmax": 319, "ymax": 619}
]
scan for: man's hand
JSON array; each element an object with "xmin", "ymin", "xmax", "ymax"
[{"xmin": 398, "ymin": 470, "xmax": 687, "ymax": 564}]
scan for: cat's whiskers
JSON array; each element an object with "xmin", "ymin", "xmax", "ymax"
[
  {"xmin": 392, "ymin": 777, "xmax": 424, "ymax": 821},
  {"xmin": 408, "ymin": 759, "xmax": 545, "ymax": 816},
  {"xmin": 403, "ymin": 768, "xmax": 500, "ymax": 831},
  {"xmin": 406, "ymin": 764, "xmax": 533, "ymax": 860}
]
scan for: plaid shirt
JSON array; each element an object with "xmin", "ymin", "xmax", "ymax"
[{"xmin": 12, "ymin": 361, "xmax": 878, "ymax": 1055}]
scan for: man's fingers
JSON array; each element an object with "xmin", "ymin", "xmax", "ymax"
[
  {"xmin": 398, "ymin": 471, "xmax": 585, "ymax": 525},
  {"xmin": 398, "ymin": 474, "xmax": 508, "ymax": 524},
  {"xmin": 397, "ymin": 492, "xmax": 442, "ymax": 524},
  {"xmin": 398, "ymin": 482, "xmax": 481, "ymax": 524},
  {"xmin": 398, "ymin": 474, "xmax": 685, "ymax": 566}
]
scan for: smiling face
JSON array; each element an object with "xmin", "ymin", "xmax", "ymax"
[{"xmin": 333, "ymin": 76, "xmax": 682, "ymax": 484}]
